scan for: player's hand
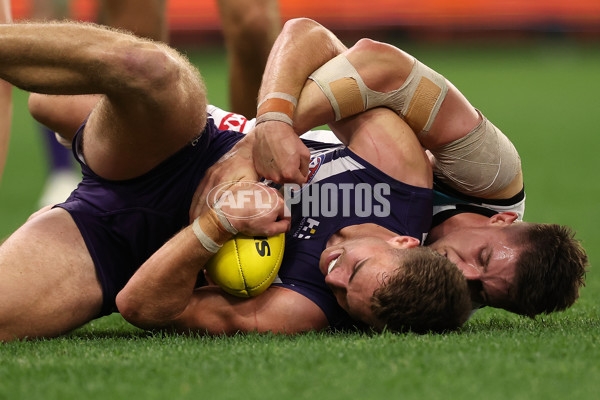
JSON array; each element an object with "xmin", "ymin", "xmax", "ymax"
[
  {"xmin": 252, "ymin": 121, "xmax": 310, "ymax": 185},
  {"xmin": 215, "ymin": 181, "xmax": 291, "ymax": 238},
  {"xmin": 189, "ymin": 134, "xmax": 258, "ymax": 222}
]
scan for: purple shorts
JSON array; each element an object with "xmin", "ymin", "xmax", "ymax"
[{"xmin": 56, "ymin": 119, "xmax": 244, "ymax": 316}]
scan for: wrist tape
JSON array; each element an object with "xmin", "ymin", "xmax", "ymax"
[
  {"xmin": 192, "ymin": 208, "xmax": 232, "ymax": 253},
  {"xmin": 213, "ymin": 200, "xmax": 239, "ymax": 235},
  {"xmin": 256, "ymin": 92, "xmax": 298, "ymax": 126}
]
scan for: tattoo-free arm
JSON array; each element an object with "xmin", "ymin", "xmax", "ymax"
[
  {"xmin": 117, "ymin": 183, "xmax": 319, "ymax": 334},
  {"xmin": 252, "ymin": 18, "xmax": 347, "ymax": 184}
]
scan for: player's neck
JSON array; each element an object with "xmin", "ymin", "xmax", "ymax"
[{"xmin": 426, "ymin": 213, "xmax": 491, "ymax": 243}]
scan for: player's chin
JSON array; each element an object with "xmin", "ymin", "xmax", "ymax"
[{"xmin": 331, "ymin": 291, "xmax": 350, "ymax": 315}]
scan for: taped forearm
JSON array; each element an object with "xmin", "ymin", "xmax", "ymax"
[{"xmin": 257, "ymin": 18, "xmax": 346, "ymax": 128}]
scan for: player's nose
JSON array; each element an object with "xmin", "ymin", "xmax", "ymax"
[{"xmin": 324, "ymin": 264, "xmax": 351, "ymax": 291}]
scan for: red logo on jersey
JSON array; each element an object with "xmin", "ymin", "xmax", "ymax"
[
  {"xmin": 219, "ymin": 113, "xmax": 248, "ymax": 132},
  {"xmin": 305, "ymin": 155, "xmax": 324, "ymax": 183}
]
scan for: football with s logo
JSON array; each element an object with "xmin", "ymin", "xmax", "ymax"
[{"xmin": 205, "ymin": 233, "xmax": 285, "ymax": 297}]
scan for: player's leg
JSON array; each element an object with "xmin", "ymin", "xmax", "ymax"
[
  {"xmin": 30, "ymin": 1, "xmax": 80, "ymax": 206},
  {"xmin": 29, "ymin": 0, "xmax": 169, "ymax": 188},
  {"xmin": 3, "ymin": 21, "xmax": 207, "ymax": 179},
  {"xmin": 217, "ymin": 0, "xmax": 281, "ymax": 117},
  {"xmin": 29, "ymin": 94, "xmax": 101, "ymax": 144},
  {"xmin": 0, "ymin": 208, "xmax": 103, "ymax": 341},
  {"xmin": 100, "ymin": 0, "xmax": 168, "ymax": 41},
  {"xmin": 37, "ymin": 127, "xmax": 81, "ymax": 207}
]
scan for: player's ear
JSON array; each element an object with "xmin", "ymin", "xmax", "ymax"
[
  {"xmin": 387, "ymin": 236, "xmax": 420, "ymax": 249},
  {"xmin": 489, "ymin": 211, "xmax": 518, "ymax": 226}
]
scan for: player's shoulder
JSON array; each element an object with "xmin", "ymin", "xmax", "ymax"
[{"xmin": 206, "ymin": 105, "xmax": 255, "ymax": 133}]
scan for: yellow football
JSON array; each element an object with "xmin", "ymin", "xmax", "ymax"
[{"xmin": 205, "ymin": 233, "xmax": 285, "ymax": 297}]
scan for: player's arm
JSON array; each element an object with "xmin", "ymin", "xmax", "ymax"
[
  {"xmin": 252, "ymin": 18, "xmax": 432, "ymax": 183},
  {"xmin": 265, "ymin": 20, "xmax": 520, "ymax": 199},
  {"xmin": 167, "ymin": 286, "xmax": 328, "ymax": 335},
  {"xmin": 119, "ymin": 222, "xmax": 326, "ymax": 334},
  {"xmin": 291, "ymin": 32, "xmax": 522, "ymax": 199},
  {"xmin": 254, "ymin": 18, "xmax": 430, "ymax": 187},
  {"xmin": 251, "ymin": 18, "xmax": 347, "ymax": 184},
  {"xmin": 342, "ymin": 40, "xmax": 522, "ymax": 199},
  {"xmin": 117, "ymin": 183, "xmax": 299, "ymax": 332}
]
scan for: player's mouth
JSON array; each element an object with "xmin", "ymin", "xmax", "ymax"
[
  {"xmin": 320, "ymin": 251, "xmax": 342, "ymax": 275},
  {"xmin": 327, "ymin": 256, "xmax": 340, "ymax": 274}
]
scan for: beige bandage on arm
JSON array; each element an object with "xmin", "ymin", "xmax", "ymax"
[
  {"xmin": 308, "ymin": 54, "xmax": 448, "ymax": 136},
  {"xmin": 430, "ymin": 111, "xmax": 522, "ymax": 197}
]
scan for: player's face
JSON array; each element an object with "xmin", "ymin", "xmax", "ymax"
[
  {"xmin": 319, "ymin": 236, "xmax": 419, "ymax": 328},
  {"xmin": 428, "ymin": 224, "xmax": 521, "ymax": 310}
]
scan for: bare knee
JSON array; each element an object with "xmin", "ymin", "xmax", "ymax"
[
  {"xmin": 0, "ymin": 210, "xmax": 104, "ymax": 341},
  {"xmin": 219, "ymin": 0, "xmax": 281, "ymax": 53},
  {"xmin": 28, "ymin": 93, "xmax": 50, "ymax": 125},
  {"xmin": 28, "ymin": 93, "xmax": 100, "ymax": 140}
]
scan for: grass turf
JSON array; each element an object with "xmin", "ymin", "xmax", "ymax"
[{"xmin": 0, "ymin": 40, "xmax": 599, "ymax": 399}]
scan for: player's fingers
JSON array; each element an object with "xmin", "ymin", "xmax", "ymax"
[
  {"xmin": 275, "ymin": 191, "xmax": 291, "ymax": 222},
  {"xmin": 267, "ymin": 219, "xmax": 290, "ymax": 236},
  {"xmin": 260, "ymin": 164, "xmax": 283, "ymax": 185},
  {"xmin": 299, "ymin": 153, "xmax": 310, "ymax": 182}
]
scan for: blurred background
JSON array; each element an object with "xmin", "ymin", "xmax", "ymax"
[{"xmin": 10, "ymin": 0, "xmax": 600, "ymax": 43}]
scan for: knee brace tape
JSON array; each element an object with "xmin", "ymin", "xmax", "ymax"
[
  {"xmin": 431, "ymin": 112, "xmax": 521, "ymax": 197},
  {"xmin": 308, "ymin": 54, "xmax": 448, "ymax": 135}
]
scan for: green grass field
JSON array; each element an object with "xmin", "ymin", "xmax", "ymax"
[{"xmin": 1, "ymin": 39, "xmax": 599, "ymax": 399}]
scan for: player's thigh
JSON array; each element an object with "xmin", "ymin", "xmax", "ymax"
[
  {"xmin": 0, "ymin": 208, "xmax": 103, "ymax": 340},
  {"xmin": 217, "ymin": 0, "xmax": 279, "ymax": 33},
  {"xmin": 28, "ymin": 93, "xmax": 100, "ymax": 141},
  {"xmin": 100, "ymin": 0, "xmax": 167, "ymax": 41}
]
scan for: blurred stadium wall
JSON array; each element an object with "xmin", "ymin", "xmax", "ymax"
[{"xmin": 10, "ymin": 0, "xmax": 600, "ymax": 43}]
